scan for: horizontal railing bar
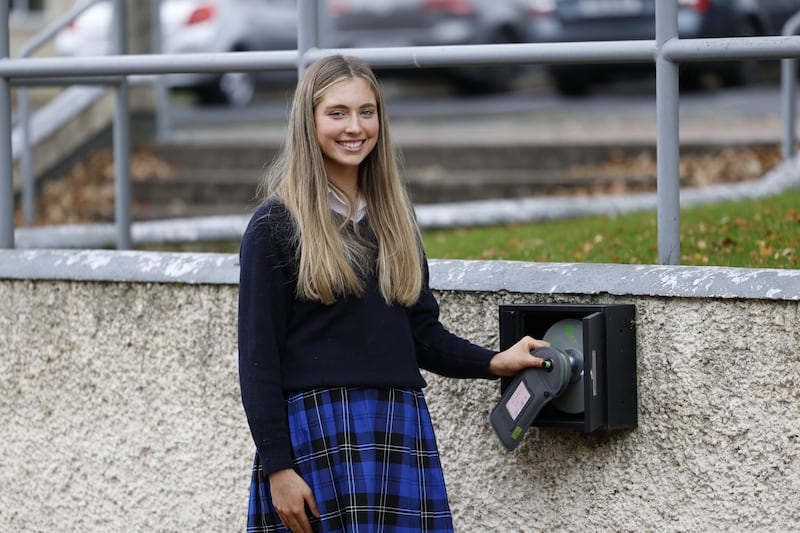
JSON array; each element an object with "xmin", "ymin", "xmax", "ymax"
[
  {"xmin": 0, "ymin": 50, "xmax": 300, "ymax": 78},
  {"xmin": 5, "ymin": 35, "xmax": 800, "ymax": 81},
  {"xmin": 5, "ymin": 34, "xmax": 800, "ymax": 82},
  {"xmin": 11, "ymin": 76, "xmax": 126, "ymax": 86},
  {"xmin": 0, "ymin": 41, "xmax": 659, "ymax": 79},
  {"xmin": 663, "ymin": 35, "xmax": 800, "ymax": 62},
  {"xmin": 9, "ymin": 74, "xmax": 158, "ymax": 87},
  {"xmin": 310, "ymin": 41, "xmax": 658, "ymax": 67}
]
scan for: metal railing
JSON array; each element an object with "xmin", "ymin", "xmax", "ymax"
[
  {"xmin": 16, "ymin": 0, "xmax": 107, "ymax": 228},
  {"xmin": 3, "ymin": 1, "xmax": 800, "ymax": 263},
  {"xmin": 782, "ymin": 10, "xmax": 800, "ymax": 160}
]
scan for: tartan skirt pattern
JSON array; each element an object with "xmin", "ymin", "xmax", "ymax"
[{"xmin": 247, "ymin": 387, "xmax": 455, "ymax": 532}]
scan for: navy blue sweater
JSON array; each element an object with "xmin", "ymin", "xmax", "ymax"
[{"xmin": 238, "ymin": 200, "xmax": 498, "ymax": 473}]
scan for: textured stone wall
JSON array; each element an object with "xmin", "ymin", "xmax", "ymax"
[
  {"xmin": 0, "ymin": 280, "xmax": 247, "ymax": 531},
  {"xmin": 1, "ymin": 251, "xmax": 799, "ymax": 531},
  {"xmin": 430, "ymin": 291, "xmax": 800, "ymax": 532}
]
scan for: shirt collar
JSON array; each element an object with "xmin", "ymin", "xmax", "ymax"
[{"xmin": 328, "ymin": 186, "xmax": 367, "ymax": 222}]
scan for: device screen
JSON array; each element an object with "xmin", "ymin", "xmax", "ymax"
[{"xmin": 505, "ymin": 380, "xmax": 531, "ymax": 421}]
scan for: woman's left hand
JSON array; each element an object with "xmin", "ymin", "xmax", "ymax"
[{"xmin": 488, "ymin": 335, "xmax": 551, "ymax": 377}]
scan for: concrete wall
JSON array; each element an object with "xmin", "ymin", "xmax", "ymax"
[{"xmin": 1, "ymin": 250, "xmax": 799, "ymax": 532}]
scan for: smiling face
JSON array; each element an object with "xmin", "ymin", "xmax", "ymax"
[{"xmin": 314, "ymin": 76, "xmax": 379, "ymax": 192}]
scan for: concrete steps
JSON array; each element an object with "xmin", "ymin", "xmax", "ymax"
[
  {"xmin": 134, "ymin": 139, "xmax": 777, "ymax": 220},
  {"xmin": 140, "ymin": 141, "xmax": 659, "ymax": 216}
]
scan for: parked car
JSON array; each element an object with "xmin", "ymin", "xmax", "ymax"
[
  {"xmin": 55, "ymin": 0, "xmax": 298, "ymax": 106},
  {"xmin": 526, "ymin": 0, "xmax": 800, "ymax": 95},
  {"xmin": 328, "ymin": 0, "xmax": 532, "ymax": 94}
]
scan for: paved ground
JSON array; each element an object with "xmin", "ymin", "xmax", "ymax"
[{"xmin": 167, "ymin": 78, "xmax": 794, "ymax": 147}]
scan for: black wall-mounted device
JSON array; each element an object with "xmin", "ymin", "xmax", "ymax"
[{"xmin": 498, "ymin": 303, "xmax": 638, "ymax": 434}]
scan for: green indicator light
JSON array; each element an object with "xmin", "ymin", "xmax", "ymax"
[{"xmin": 512, "ymin": 426, "xmax": 523, "ymax": 440}]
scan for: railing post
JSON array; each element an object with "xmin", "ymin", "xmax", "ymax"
[
  {"xmin": 655, "ymin": 0, "xmax": 681, "ymax": 265},
  {"xmin": 17, "ymin": 0, "xmax": 107, "ymax": 229},
  {"xmin": 153, "ymin": 0, "xmax": 171, "ymax": 142},
  {"xmin": 781, "ymin": 11, "xmax": 800, "ymax": 160},
  {"xmin": 113, "ymin": 0, "xmax": 132, "ymax": 249},
  {"xmin": 781, "ymin": 58, "xmax": 796, "ymax": 160},
  {"xmin": 297, "ymin": 0, "xmax": 320, "ymax": 78},
  {"xmin": 0, "ymin": 0, "xmax": 13, "ymax": 248},
  {"xmin": 19, "ymin": 87, "xmax": 34, "ymax": 226}
]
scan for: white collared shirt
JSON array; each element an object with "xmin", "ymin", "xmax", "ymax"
[{"xmin": 328, "ymin": 187, "xmax": 367, "ymax": 222}]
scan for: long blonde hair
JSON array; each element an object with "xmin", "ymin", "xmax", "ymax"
[{"xmin": 260, "ymin": 54, "xmax": 423, "ymax": 306}]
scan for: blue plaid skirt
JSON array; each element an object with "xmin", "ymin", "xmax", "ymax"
[{"xmin": 247, "ymin": 387, "xmax": 454, "ymax": 532}]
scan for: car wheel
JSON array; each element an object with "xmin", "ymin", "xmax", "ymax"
[
  {"xmin": 452, "ymin": 67, "xmax": 515, "ymax": 95},
  {"xmin": 719, "ymin": 20, "xmax": 761, "ymax": 87},
  {"xmin": 195, "ymin": 72, "xmax": 256, "ymax": 107},
  {"xmin": 552, "ymin": 70, "xmax": 590, "ymax": 97},
  {"xmin": 218, "ymin": 72, "xmax": 256, "ymax": 107},
  {"xmin": 452, "ymin": 28, "xmax": 522, "ymax": 95}
]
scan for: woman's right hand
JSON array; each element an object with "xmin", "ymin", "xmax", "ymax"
[
  {"xmin": 488, "ymin": 335, "xmax": 551, "ymax": 377},
  {"xmin": 268, "ymin": 468, "xmax": 320, "ymax": 533}
]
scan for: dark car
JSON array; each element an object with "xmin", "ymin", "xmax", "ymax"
[
  {"xmin": 329, "ymin": 0, "xmax": 531, "ymax": 94},
  {"xmin": 526, "ymin": 0, "xmax": 800, "ymax": 95}
]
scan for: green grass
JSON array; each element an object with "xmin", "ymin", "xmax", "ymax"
[
  {"xmin": 421, "ymin": 188, "xmax": 800, "ymax": 269},
  {"xmin": 141, "ymin": 189, "xmax": 800, "ymax": 269}
]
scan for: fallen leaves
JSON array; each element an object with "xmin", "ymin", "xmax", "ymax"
[
  {"xmin": 14, "ymin": 147, "xmax": 175, "ymax": 226},
  {"xmin": 565, "ymin": 145, "xmax": 782, "ymax": 192}
]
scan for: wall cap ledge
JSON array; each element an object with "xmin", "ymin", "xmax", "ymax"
[
  {"xmin": 1, "ymin": 249, "xmax": 798, "ymax": 301},
  {"xmin": 429, "ymin": 259, "xmax": 800, "ymax": 301},
  {"xmin": 0, "ymin": 249, "xmax": 238, "ymax": 285}
]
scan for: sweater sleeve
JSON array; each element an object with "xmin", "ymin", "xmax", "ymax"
[
  {"xmin": 238, "ymin": 204, "xmax": 296, "ymax": 473},
  {"xmin": 409, "ymin": 258, "xmax": 498, "ymax": 380}
]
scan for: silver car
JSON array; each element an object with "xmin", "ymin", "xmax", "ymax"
[{"xmin": 56, "ymin": 0, "xmax": 298, "ymax": 106}]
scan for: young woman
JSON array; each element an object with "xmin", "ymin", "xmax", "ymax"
[{"xmin": 238, "ymin": 54, "xmax": 549, "ymax": 533}]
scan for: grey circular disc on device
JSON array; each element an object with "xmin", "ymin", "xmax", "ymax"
[{"xmin": 543, "ymin": 318, "xmax": 585, "ymax": 414}]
